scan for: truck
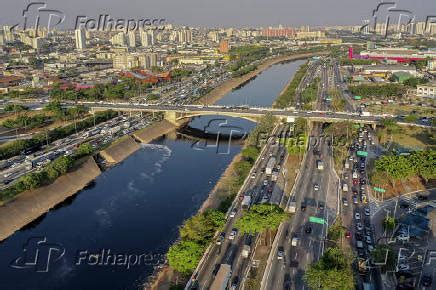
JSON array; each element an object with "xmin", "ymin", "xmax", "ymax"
[
  {"xmin": 342, "ymin": 183, "xmax": 349, "ymax": 192},
  {"xmin": 360, "ymin": 111, "xmax": 371, "ymax": 117},
  {"xmin": 287, "ymin": 196, "xmax": 297, "ymax": 213},
  {"xmin": 265, "ymin": 157, "xmax": 276, "ymax": 175},
  {"xmin": 291, "ymin": 236, "xmax": 300, "ymax": 246},
  {"xmin": 241, "ymin": 195, "xmax": 252, "ymax": 209},
  {"xmin": 356, "ymin": 240, "xmax": 363, "ymax": 249},
  {"xmin": 210, "ymin": 264, "xmax": 232, "ymax": 290},
  {"xmin": 344, "ymin": 161, "xmax": 350, "ymax": 169},
  {"xmin": 316, "ymin": 160, "xmax": 324, "ymax": 170},
  {"xmin": 271, "ymin": 171, "xmax": 279, "ymax": 182},
  {"xmin": 241, "ymin": 245, "xmax": 251, "ymax": 258}
]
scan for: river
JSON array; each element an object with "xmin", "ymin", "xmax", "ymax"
[{"xmin": 0, "ymin": 59, "xmax": 305, "ymax": 290}]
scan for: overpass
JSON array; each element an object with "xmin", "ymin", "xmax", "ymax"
[{"xmin": 72, "ymin": 101, "xmax": 383, "ymax": 127}]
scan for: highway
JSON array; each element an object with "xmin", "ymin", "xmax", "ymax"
[
  {"xmin": 262, "ymin": 123, "xmax": 338, "ymax": 290},
  {"xmin": 191, "ymin": 124, "xmax": 288, "ymax": 289}
]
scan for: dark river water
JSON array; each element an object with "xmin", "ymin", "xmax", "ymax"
[{"xmin": 0, "ymin": 59, "xmax": 304, "ymax": 290}]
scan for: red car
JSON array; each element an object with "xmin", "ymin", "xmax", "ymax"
[
  {"xmin": 345, "ymin": 231, "xmax": 351, "ymax": 239},
  {"xmin": 353, "ymin": 179, "xmax": 359, "ymax": 185}
]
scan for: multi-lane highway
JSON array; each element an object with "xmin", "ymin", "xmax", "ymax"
[
  {"xmin": 190, "ymin": 124, "xmax": 288, "ymax": 289},
  {"xmin": 262, "ymin": 123, "xmax": 338, "ymax": 290}
]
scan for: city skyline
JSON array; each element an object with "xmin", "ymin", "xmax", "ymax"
[{"xmin": 1, "ymin": 0, "xmax": 435, "ymax": 28}]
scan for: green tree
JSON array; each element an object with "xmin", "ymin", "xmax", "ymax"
[
  {"xmin": 383, "ymin": 216, "xmax": 396, "ymax": 231},
  {"xmin": 371, "ymin": 245, "xmax": 396, "ymax": 273},
  {"xmin": 303, "ymin": 247, "xmax": 354, "ymax": 290},
  {"xmin": 234, "ymin": 204, "xmax": 287, "ymax": 234},
  {"xmin": 327, "ymin": 218, "xmax": 346, "ymax": 242},
  {"xmin": 241, "ymin": 146, "xmax": 260, "ymax": 162},
  {"xmin": 167, "ymin": 240, "xmax": 204, "ymax": 275},
  {"xmin": 179, "ymin": 210, "xmax": 225, "ymax": 245}
]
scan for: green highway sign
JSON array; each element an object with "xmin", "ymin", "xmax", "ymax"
[
  {"xmin": 357, "ymin": 151, "xmax": 368, "ymax": 157},
  {"xmin": 373, "ymin": 187, "xmax": 386, "ymax": 193},
  {"xmin": 353, "ymin": 95, "xmax": 362, "ymax": 100},
  {"xmin": 309, "ymin": 216, "xmax": 325, "ymax": 225}
]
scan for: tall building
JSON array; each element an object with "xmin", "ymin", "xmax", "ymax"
[
  {"xmin": 178, "ymin": 29, "xmax": 192, "ymax": 44},
  {"xmin": 75, "ymin": 29, "xmax": 86, "ymax": 50},
  {"xmin": 3, "ymin": 26, "xmax": 15, "ymax": 43},
  {"xmin": 208, "ymin": 31, "xmax": 220, "ymax": 42},
  {"xmin": 140, "ymin": 30, "xmax": 154, "ymax": 47},
  {"xmin": 111, "ymin": 32, "xmax": 127, "ymax": 46},
  {"xmin": 0, "ymin": 32, "xmax": 4, "ymax": 46},
  {"xmin": 127, "ymin": 31, "xmax": 136, "ymax": 47}
]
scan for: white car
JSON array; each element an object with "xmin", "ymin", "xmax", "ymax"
[
  {"xmin": 251, "ymin": 173, "xmax": 256, "ymax": 179},
  {"xmin": 355, "ymin": 212, "xmax": 361, "ymax": 221},
  {"xmin": 229, "ymin": 209, "xmax": 237, "ymax": 218},
  {"xmin": 229, "ymin": 229, "xmax": 237, "ymax": 240},
  {"xmin": 313, "ymin": 184, "xmax": 320, "ymax": 191},
  {"xmin": 263, "ymin": 180, "xmax": 268, "ymax": 186}
]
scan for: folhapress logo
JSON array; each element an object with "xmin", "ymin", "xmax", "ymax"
[
  {"xmin": 10, "ymin": 237, "xmax": 65, "ymax": 273},
  {"xmin": 10, "ymin": 2, "xmax": 65, "ymax": 33},
  {"xmin": 360, "ymin": 1, "xmax": 415, "ymax": 38}
]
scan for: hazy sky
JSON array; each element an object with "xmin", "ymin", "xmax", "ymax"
[{"xmin": 1, "ymin": 0, "xmax": 435, "ymax": 28}]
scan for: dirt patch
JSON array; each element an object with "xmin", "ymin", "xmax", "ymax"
[
  {"xmin": 100, "ymin": 135, "xmax": 141, "ymax": 164},
  {"xmin": 0, "ymin": 157, "xmax": 101, "ymax": 241}
]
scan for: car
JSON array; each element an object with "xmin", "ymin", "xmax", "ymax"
[
  {"xmin": 305, "ymin": 226, "xmax": 312, "ymax": 234},
  {"xmin": 360, "ymin": 179, "xmax": 366, "ymax": 185},
  {"xmin": 397, "ymin": 264, "xmax": 409, "ymax": 272},
  {"xmin": 342, "ymin": 198, "xmax": 349, "ymax": 206},
  {"xmin": 353, "ymin": 179, "xmax": 359, "ymax": 185},
  {"xmin": 364, "ymin": 208, "xmax": 370, "ymax": 216},
  {"xmin": 263, "ymin": 180, "xmax": 268, "ymax": 186},
  {"xmin": 318, "ymin": 202, "xmax": 325, "ymax": 210},
  {"xmin": 397, "ymin": 234, "xmax": 409, "ymax": 241},
  {"xmin": 353, "ymin": 196, "xmax": 358, "ymax": 204},
  {"xmin": 355, "ymin": 212, "xmax": 361, "ymax": 220},
  {"xmin": 367, "ymin": 244, "xmax": 374, "ymax": 252},
  {"xmin": 229, "ymin": 209, "xmax": 237, "ymax": 218},
  {"xmin": 313, "ymin": 183, "xmax": 320, "ymax": 191},
  {"xmin": 216, "ymin": 232, "xmax": 225, "ymax": 245},
  {"xmin": 421, "ymin": 275, "xmax": 433, "ymax": 287},
  {"xmin": 417, "ymin": 194, "xmax": 428, "ymax": 201},
  {"xmin": 231, "ymin": 276, "xmax": 239, "ymax": 290},
  {"xmin": 261, "ymin": 195, "xmax": 269, "ymax": 204},
  {"xmin": 355, "ymin": 233, "xmax": 363, "ymax": 241},
  {"xmin": 229, "ymin": 229, "xmax": 237, "ymax": 240},
  {"xmin": 277, "ymin": 246, "xmax": 285, "ymax": 260},
  {"xmin": 356, "ymin": 223, "xmax": 363, "ymax": 231},
  {"xmin": 399, "ymin": 202, "xmax": 410, "ymax": 209},
  {"xmin": 251, "ymin": 173, "xmax": 256, "ymax": 179},
  {"xmin": 345, "ymin": 231, "xmax": 351, "ymax": 238},
  {"xmin": 365, "ymin": 235, "xmax": 372, "ymax": 244},
  {"xmin": 301, "ymin": 203, "xmax": 307, "ymax": 211}
]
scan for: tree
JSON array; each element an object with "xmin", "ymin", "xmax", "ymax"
[
  {"xmin": 327, "ymin": 217, "xmax": 346, "ymax": 242},
  {"xmin": 76, "ymin": 143, "xmax": 94, "ymax": 157},
  {"xmin": 167, "ymin": 240, "xmax": 204, "ymax": 275},
  {"xmin": 179, "ymin": 210, "xmax": 225, "ymax": 245},
  {"xmin": 241, "ymin": 146, "xmax": 259, "ymax": 162},
  {"xmin": 303, "ymin": 247, "xmax": 354, "ymax": 290},
  {"xmin": 234, "ymin": 204, "xmax": 287, "ymax": 234},
  {"xmin": 371, "ymin": 245, "xmax": 396, "ymax": 273},
  {"xmin": 383, "ymin": 216, "xmax": 396, "ymax": 231}
]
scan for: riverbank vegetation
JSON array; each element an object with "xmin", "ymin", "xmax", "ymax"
[
  {"xmin": 0, "ymin": 110, "xmax": 117, "ymax": 160},
  {"xmin": 274, "ymin": 63, "xmax": 308, "ymax": 108}
]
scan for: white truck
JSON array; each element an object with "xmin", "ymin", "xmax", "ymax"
[
  {"xmin": 291, "ymin": 236, "xmax": 300, "ymax": 246},
  {"xmin": 241, "ymin": 195, "xmax": 252, "ymax": 209},
  {"xmin": 360, "ymin": 111, "xmax": 371, "ymax": 117},
  {"xmin": 265, "ymin": 157, "xmax": 276, "ymax": 175},
  {"xmin": 271, "ymin": 171, "xmax": 279, "ymax": 182},
  {"xmin": 241, "ymin": 245, "xmax": 251, "ymax": 258},
  {"xmin": 287, "ymin": 196, "xmax": 297, "ymax": 213},
  {"xmin": 316, "ymin": 160, "xmax": 324, "ymax": 170}
]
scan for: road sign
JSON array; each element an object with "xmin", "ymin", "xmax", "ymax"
[
  {"xmin": 357, "ymin": 151, "xmax": 368, "ymax": 157},
  {"xmin": 373, "ymin": 187, "xmax": 386, "ymax": 193},
  {"xmin": 353, "ymin": 95, "xmax": 362, "ymax": 100},
  {"xmin": 309, "ymin": 216, "xmax": 325, "ymax": 225}
]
